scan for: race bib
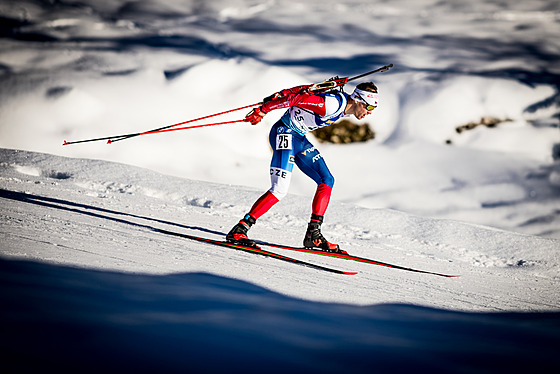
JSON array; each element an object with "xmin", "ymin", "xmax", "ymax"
[{"xmin": 276, "ymin": 134, "xmax": 292, "ymax": 150}]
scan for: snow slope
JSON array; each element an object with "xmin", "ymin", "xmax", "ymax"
[
  {"xmin": 1, "ymin": 148, "xmax": 559, "ymax": 372},
  {"xmin": 2, "ymin": 148, "xmax": 559, "ymax": 310}
]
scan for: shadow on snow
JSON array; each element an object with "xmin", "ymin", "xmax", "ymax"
[{"xmin": 0, "ymin": 258, "xmax": 559, "ymax": 373}]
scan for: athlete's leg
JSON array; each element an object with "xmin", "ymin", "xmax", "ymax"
[
  {"xmin": 294, "ymin": 138, "xmax": 335, "ymax": 216},
  {"xmin": 248, "ymin": 122, "xmax": 299, "ymax": 218},
  {"xmin": 295, "ymin": 137, "xmax": 344, "ymax": 253},
  {"xmin": 227, "ymin": 122, "xmax": 300, "ymax": 245},
  {"xmin": 312, "ymin": 183, "xmax": 332, "ymax": 217}
]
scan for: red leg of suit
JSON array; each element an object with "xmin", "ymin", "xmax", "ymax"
[
  {"xmin": 248, "ymin": 191, "xmax": 279, "ymax": 219},
  {"xmin": 311, "ymin": 183, "xmax": 332, "ymax": 217}
]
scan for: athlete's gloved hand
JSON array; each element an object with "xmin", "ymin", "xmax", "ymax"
[
  {"xmin": 296, "ymin": 86, "xmax": 312, "ymax": 95},
  {"xmin": 263, "ymin": 91, "xmax": 283, "ymax": 103},
  {"xmin": 244, "ymin": 106, "xmax": 266, "ymax": 125}
]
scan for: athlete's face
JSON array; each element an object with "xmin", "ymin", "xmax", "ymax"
[{"xmin": 355, "ymin": 101, "xmax": 373, "ymax": 120}]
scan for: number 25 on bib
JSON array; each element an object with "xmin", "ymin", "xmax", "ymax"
[{"xmin": 276, "ymin": 134, "xmax": 292, "ymax": 150}]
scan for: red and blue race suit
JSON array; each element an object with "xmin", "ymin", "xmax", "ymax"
[{"xmin": 245, "ymin": 87, "xmax": 350, "ymax": 220}]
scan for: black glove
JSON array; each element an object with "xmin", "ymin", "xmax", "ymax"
[{"xmin": 263, "ymin": 91, "xmax": 282, "ymax": 103}]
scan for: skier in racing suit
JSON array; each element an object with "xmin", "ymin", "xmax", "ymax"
[{"xmin": 226, "ymin": 81, "xmax": 379, "ymax": 254}]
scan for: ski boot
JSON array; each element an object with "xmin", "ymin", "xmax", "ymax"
[
  {"xmin": 226, "ymin": 215, "xmax": 257, "ymax": 248},
  {"xmin": 303, "ymin": 215, "xmax": 347, "ymax": 254}
]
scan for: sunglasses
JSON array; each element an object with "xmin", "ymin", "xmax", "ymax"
[{"xmin": 354, "ymin": 92, "xmax": 377, "ymax": 111}]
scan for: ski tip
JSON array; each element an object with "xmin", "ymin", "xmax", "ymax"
[{"xmin": 344, "ymin": 271, "xmax": 359, "ymax": 275}]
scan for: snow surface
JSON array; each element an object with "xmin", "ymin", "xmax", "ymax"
[
  {"xmin": 1, "ymin": 0, "xmax": 560, "ymax": 372},
  {"xmin": 1, "ymin": 148, "xmax": 559, "ymax": 372}
]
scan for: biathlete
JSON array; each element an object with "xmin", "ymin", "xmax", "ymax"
[{"xmin": 226, "ymin": 81, "xmax": 379, "ymax": 254}]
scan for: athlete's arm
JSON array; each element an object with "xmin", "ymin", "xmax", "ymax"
[
  {"xmin": 263, "ymin": 85, "xmax": 310, "ymax": 103},
  {"xmin": 261, "ymin": 90, "xmax": 327, "ymax": 116},
  {"xmin": 245, "ymin": 86, "xmax": 329, "ymax": 125}
]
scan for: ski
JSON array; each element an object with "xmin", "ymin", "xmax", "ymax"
[
  {"xmin": 155, "ymin": 228, "xmax": 357, "ymax": 275},
  {"xmin": 257, "ymin": 241, "xmax": 458, "ymax": 278}
]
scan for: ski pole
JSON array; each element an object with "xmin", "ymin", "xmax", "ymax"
[
  {"xmin": 130, "ymin": 119, "xmax": 245, "ymax": 136},
  {"xmin": 63, "ymin": 102, "xmax": 261, "ymax": 146}
]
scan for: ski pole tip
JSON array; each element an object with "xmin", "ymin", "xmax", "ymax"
[
  {"xmin": 107, "ymin": 139, "xmax": 112, "ymax": 144},
  {"xmin": 63, "ymin": 140, "xmax": 68, "ymax": 146}
]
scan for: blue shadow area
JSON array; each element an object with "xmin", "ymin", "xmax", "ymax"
[{"xmin": 1, "ymin": 259, "xmax": 558, "ymax": 373}]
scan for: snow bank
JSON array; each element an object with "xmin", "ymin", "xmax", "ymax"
[{"xmin": 1, "ymin": 148, "xmax": 559, "ymax": 372}]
